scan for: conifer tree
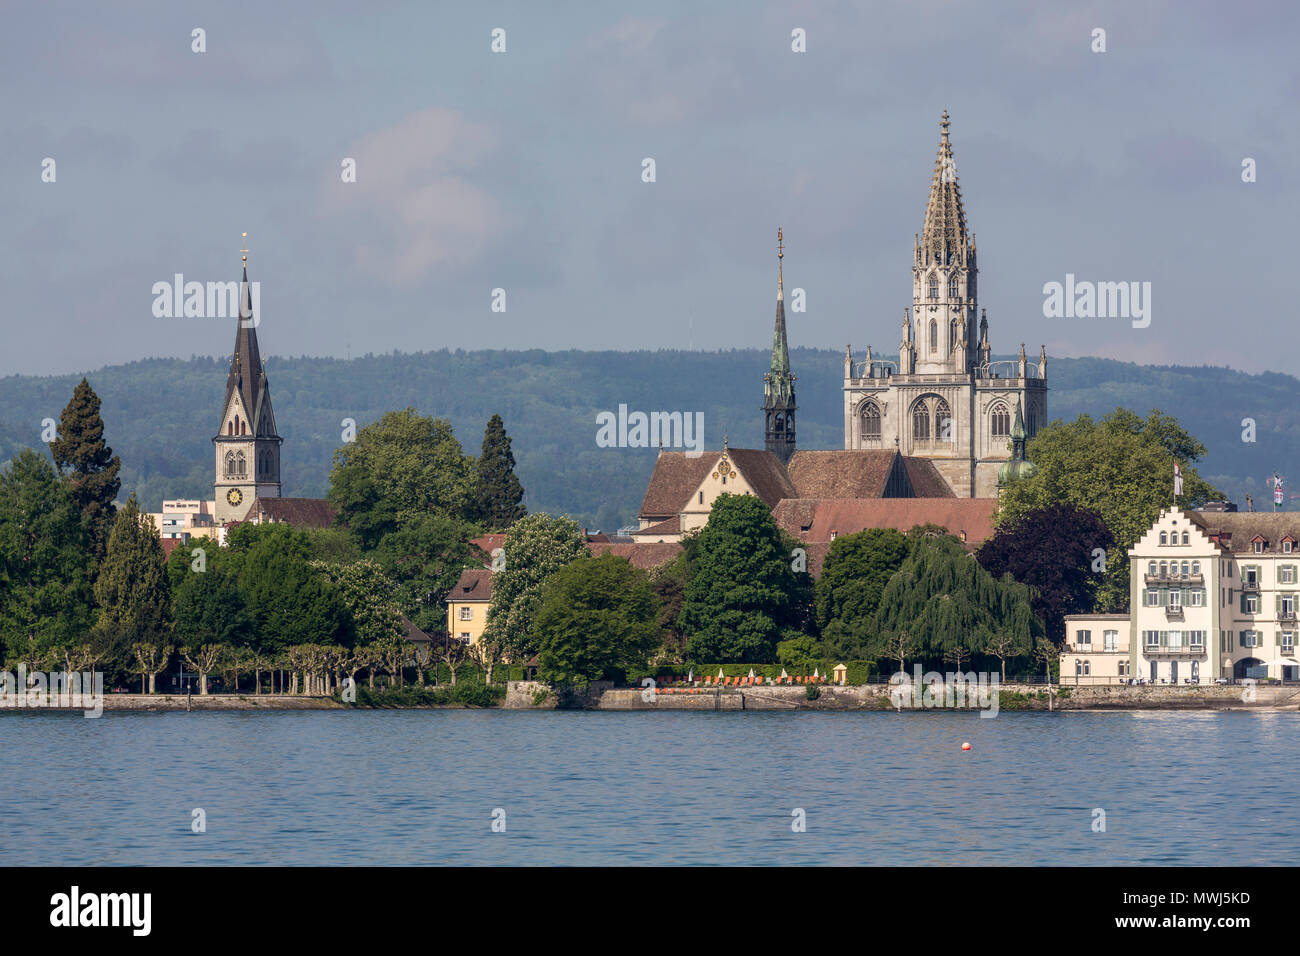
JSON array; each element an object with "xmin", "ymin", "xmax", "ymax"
[
  {"xmin": 93, "ymin": 494, "xmax": 171, "ymax": 641},
  {"xmin": 50, "ymin": 378, "xmax": 121, "ymax": 561},
  {"xmin": 473, "ymin": 413, "xmax": 526, "ymax": 531}
]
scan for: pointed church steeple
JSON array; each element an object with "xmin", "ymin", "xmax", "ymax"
[
  {"xmin": 920, "ymin": 109, "xmax": 970, "ymax": 261},
  {"xmin": 763, "ymin": 227, "xmax": 797, "ymax": 464},
  {"xmin": 213, "ymin": 234, "xmax": 282, "ymax": 523}
]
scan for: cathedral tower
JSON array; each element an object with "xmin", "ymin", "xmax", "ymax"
[
  {"xmin": 763, "ymin": 227, "xmax": 797, "ymax": 464},
  {"xmin": 843, "ymin": 113, "xmax": 1047, "ymax": 497},
  {"xmin": 213, "ymin": 239, "xmax": 282, "ymax": 523}
]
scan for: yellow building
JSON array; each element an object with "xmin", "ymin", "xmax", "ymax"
[{"xmin": 446, "ymin": 568, "xmax": 493, "ymax": 646}]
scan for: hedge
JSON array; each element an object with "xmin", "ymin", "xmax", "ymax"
[{"xmin": 626, "ymin": 661, "xmax": 876, "ymax": 685}]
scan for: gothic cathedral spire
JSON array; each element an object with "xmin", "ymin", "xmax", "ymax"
[
  {"xmin": 764, "ymin": 227, "xmax": 797, "ymax": 464},
  {"xmin": 213, "ymin": 234, "xmax": 283, "ymax": 523},
  {"xmin": 913, "ymin": 110, "xmax": 978, "ymax": 375}
]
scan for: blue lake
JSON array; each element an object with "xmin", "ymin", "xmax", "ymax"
[{"xmin": 1, "ymin": 709, "xmax": 1293, "ymax": 865}]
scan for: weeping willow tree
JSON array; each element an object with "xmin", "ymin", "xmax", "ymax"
[{"xmin": 868, "ymin": 534, "xmax": 1042, "ymax": 672}]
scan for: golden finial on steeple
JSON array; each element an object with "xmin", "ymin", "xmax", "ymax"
[
  {"xmin": 241, "ymin": 232, "xmax": 248, "ymax": 265},
  {"xmin": 723, "ymin": 432, "xmax": 729, "ymax": 453}
]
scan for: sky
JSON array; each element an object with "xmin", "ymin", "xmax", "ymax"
[{"xmin": 2, "ymin": 0, "xmax": 1297, "ymax": 377}]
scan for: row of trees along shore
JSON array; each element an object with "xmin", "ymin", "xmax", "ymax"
[{"xmin": 0, "ymin": 377, "xmax": 1223, "ymax": 693}]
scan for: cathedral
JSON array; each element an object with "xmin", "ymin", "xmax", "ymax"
[
  {"xmin": 634, "ymin": 112, "xmax": 1044, "ymax": 553},
  {"xmin": 841, "ymin": 110, "xmax": 1046, "ymax": 497}
]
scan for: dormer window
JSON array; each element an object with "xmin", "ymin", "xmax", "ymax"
[
  {"xmin": 1254, "ymin": 539, "xmax": 1264, "ymax": 554},
  {"xmin": 1285, "ymin": 538, "xmax": 1295, "ymax": 554}
]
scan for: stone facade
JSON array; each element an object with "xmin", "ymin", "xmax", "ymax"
[{"xmin": 842, "ymin": 112, "xmax": 1047, "ymax": 498}]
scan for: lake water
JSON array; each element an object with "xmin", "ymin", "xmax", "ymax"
[{"xmin": 2, "ymin": 709, "xmax": 1294, "ymax": 865}]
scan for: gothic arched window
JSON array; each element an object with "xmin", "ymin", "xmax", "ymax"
[
  {"xmin": 927, "ymin": 275, "xmax": 939, "ymax": 300},
  {"xmin": 991, "ymin": 403, "xmax": 1010, "ymax": 437},
  {"xmin": 235, "ymin": 451, "xmax": 246, "ymax": 477},
  {"xmin": 934, "ymin": 399, "xmax": 952, "ymax": 442},
  {"xmin": 948, "ymin": 276, "xmax": 959, "ymax": 298},
  {"xmin": 860, "ymin": 402, "xmax": 881, "ymax": 443},
  {"xmin": 224, "ymin": 451, "xmax": 236, "ymax": 477},
  {"xmin": 774, "ymin": 413, "xmax": 785, "ymax": 434},
  {"xmin": 912, "ymin": 400, "xmax": 931, "ymax": 440},
  {"xmin": 928, "ymin": 319, "xmax": 937, "ymax": 353},
  {"xmin": 950, "ymin": 320, "xmax": 957, "ymax": 351}
]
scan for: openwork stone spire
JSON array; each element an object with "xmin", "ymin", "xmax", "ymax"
[{"xmin": 920, "ymin": 110, "xmax": 971, "ymax": 263}]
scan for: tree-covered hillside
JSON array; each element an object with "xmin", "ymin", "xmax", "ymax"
[{"xmin": 0, "ymin": 350, "xmax": 1294, "ymax": 529}]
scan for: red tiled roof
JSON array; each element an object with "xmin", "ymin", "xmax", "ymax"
[
  {"xmin": 586, "ymin": 541, "xmax": 683, "ymax": 569},
  {"xmin": 160, "ymin": 538, "xmax": 182, "ymax": 558},
  {"xmin": 788, "ymin": 450, "xmax": 903, "ymax": 498},
  {"xmin": 773, "ymin": 497, "xmax": 998, "ymax": 552},
  {"xmin": 469, "ymin": 533, "xmax": 507, "ymax": 566},
  {"xmin": 449, "ymin": 567, "xmax": 493, "ymax": 601},
  {"xmin": 724, "ymin": 448, "xmax": 798, "ymax": 507},
  {"xmin": 633, "ymin": 515, "xmax": 681, "ymax": 538},
  {"xmin": 638, "ymin": 453, "xmax": 718, "ymax": 518},
  {"xmin": 901, "ymin": 457, "xmax": 956, "ymax": 497},
  {"xmin": 1186, "ymin": 511, "xmax": 1300, "ymax": 553}
]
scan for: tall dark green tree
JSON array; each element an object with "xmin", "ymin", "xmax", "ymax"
[
  {"xmin": 0, "ymin": 449, "xmax": 96, "ymax": 659},
  {"xmin": 678, "ymin": 493, "xmax": 801, "ymax": 663},
  {"xmin": 535, "ymin": 554, "xmax": 660, "ymax": 684},
  {"xmin": 49, "ymin": 378, "xmax": 121, "ymax": 561},
  {"xmin": 173, "ymin": 570, "xmax": 253, "ymax": 646},
  {"xmin": 977, "ymin": 504, "xmax": 1114, "ymax": 643},
  {"xmin": 473, "ymin": 413, "xmax": 526, "ymax": 531},
  {"xmin": 815, "ymin": 528, "xmax": 911, "ymax": 658},
  {"xmin": 229, "ymin": 523, "xmax": 349, "ymax": 651},
  {"xmin": 93, "ymin": 494, "xmax": 171, "ymax": 641},
  {"xmin": 372, "ymin": 514, "xmax": 482, "ymax": 633}
]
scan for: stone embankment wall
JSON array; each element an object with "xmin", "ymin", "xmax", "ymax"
[{"xmin": 2, "ymin": 694, "xmax": 346, "ymax": 712}]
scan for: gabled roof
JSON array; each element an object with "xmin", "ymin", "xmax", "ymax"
[
  {"xmin": 638, "ymin": 448, "xmax": 796, "ymax": 517},
  {"xmin": 772, "ymin": 497, "xmax": 997, "ymax": 550},
  {"xmin": 788, "ymin": 450, "xmax": 901, "ymax": 498},
  {"xmin": 218, "ymin": 265, "xmax": 274, "ymax": 436},
  {"xmin": 638, "ymin": 453, "xmax": 717, "ymax": 517},
  {"xmin": 586, "ymin": 541, "xmax": 683, "ymax": 569},
  {"xmin": 633, "ymin": 515, "xmax": 681, "ymax": 538},
  {"xmin": 449, "ymin": 568, "xmax": 493, "ymax": 602},
  {"xmin": 724, "ymin": 448, "xmax": 798, "ymax": 506},
  {"xmin": 1187, "ymin": 511, "xmax": 1300, "ymax": 553},
  {"xmin": 902, "ymin": 457, "xmax": 955, "ymax": 498},
  {"xmin": 243, "ymin": 497, "xmax": 335, "ymax": 528}
]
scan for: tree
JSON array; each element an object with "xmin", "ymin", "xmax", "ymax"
[
  {"xmin": 311, "ymin": 559, "xmax": 404, "ymax": 646},
  {"xmin": 534, "ymin": 554, "xmax": 660, "ymax": 684},
  {"xmin": 678, "ymin": 493, "xmax": 801, "ymax": 663},
  {"xmin": 870, "ymin": 534, "xmax": 1042, "ymax": 669},
  {"xmin": 0, "ymin": 450, "xmax": 95, "ymax": 659},
  {"xmin": 977, "ymin": 504, "xmax": 1114, "ymax": 644},
  {"xmin": 230, "ymin": 523, "xmax": 349, "ymax": 651},
  {"xmin": 49, "ymin": 378, "xmax": 122, "ymax": 562},
  {"xmin": 132, "ymin": 642, "xmax": 172, "ymax": 694},
  {"xmin": 371, "ymin": 514, "xmax": 482, "ymax": 633},
  {"xmin": 437, "ymin": 633, "xmax": 467, "ymax": 686},
  {"xmin": 328, "ymin": 408, "xmax": 476, "ymax": 547},
  {"xmin": 648, "ymin": 553, "xmax": 689, "ymax": 661},
  {"xmin": 181, "ymin": 644, "xmax": 222, "ymax": 695},
  {"xmin": 173, "ymin": 568, "xmax": 253, "ymax": 646},
  {"xmin": 997, "ymin": 408, "xmax": 1222, "ymax": 611},
  {"xmin": 815, "ymin": 528, "xmax": 911, "ymax": 658},
  {"xmin": 93, "ymin": 494, "xmax": 171, "ymax": 642},
  {"xmin": 482, "ymin": 512, "xmax": 588, "ymax": 666},
  {"xmin": 473, "ymin": 413, "xmax": 526, "ymax": 531},
  {"xmin": 1032, "ymin": 637, "xmax": 1060, "ymax": 709},
  {"xmin": 881, "ymin": 628, "xmax": 920, "ymax": 675}
]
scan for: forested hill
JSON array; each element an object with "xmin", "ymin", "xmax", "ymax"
[{"xmin": 0, "ymin": 349, "xmax": 1294, "ymax": 530}]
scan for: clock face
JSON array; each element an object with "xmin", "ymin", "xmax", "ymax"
[{"xmin": 226, "ymin": 488, "xmax": 243, "ymax": 506}]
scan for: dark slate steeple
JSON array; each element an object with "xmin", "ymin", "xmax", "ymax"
[{"xmin": 764, "ymin": 227, "xmax": 797, "ymax": 464}]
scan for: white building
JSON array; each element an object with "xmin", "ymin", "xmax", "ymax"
[{"xmin": 1063, "ymin": 506, "xmax": 1300, "ymax": 684}]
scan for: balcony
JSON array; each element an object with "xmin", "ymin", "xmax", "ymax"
[
  {"xmin": 1065, "ymin": 643, "xmax": 1125, "ymax": 655},
  {"xmin": 1144, "ymin": 573, "xmax": 1204, "ymax": 586},
  {"xmin": 1164, "ymin": 605, "xmax": 1184, "ymax": 620},
  {"xmin": 1144, "ymin": 643, "xmax": 1206, "ymax": 657},
  {"xmin": 1280, "ymin": 609, "xmax": 1297, "ymax": 623},
  {"xmin": 1242, "ymin": 580, "xmax": 1260, "ymax": 592}
]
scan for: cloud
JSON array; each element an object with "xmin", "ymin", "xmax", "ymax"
[{"xmin": 321, "ymin": 108, "xmax": 506, "ymax": 283}]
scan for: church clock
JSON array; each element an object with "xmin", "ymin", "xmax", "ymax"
[{"xmin": 226, "ymin": 488, "xmax": 243, "ymax": 507}]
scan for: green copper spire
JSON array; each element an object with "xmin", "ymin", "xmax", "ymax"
[{"xmin": 998, "ymin": 399, "xmax": 1037, "ymax": 486}]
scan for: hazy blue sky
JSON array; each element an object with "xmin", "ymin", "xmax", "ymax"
[{"xmin": 2, "ymin": 0, "xmax": 1296, "ymax": 377}]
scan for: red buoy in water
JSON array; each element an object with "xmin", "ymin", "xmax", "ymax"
[{"xmin": 961, "ymin": 742, "xmax": 971, "ymax": 751}]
